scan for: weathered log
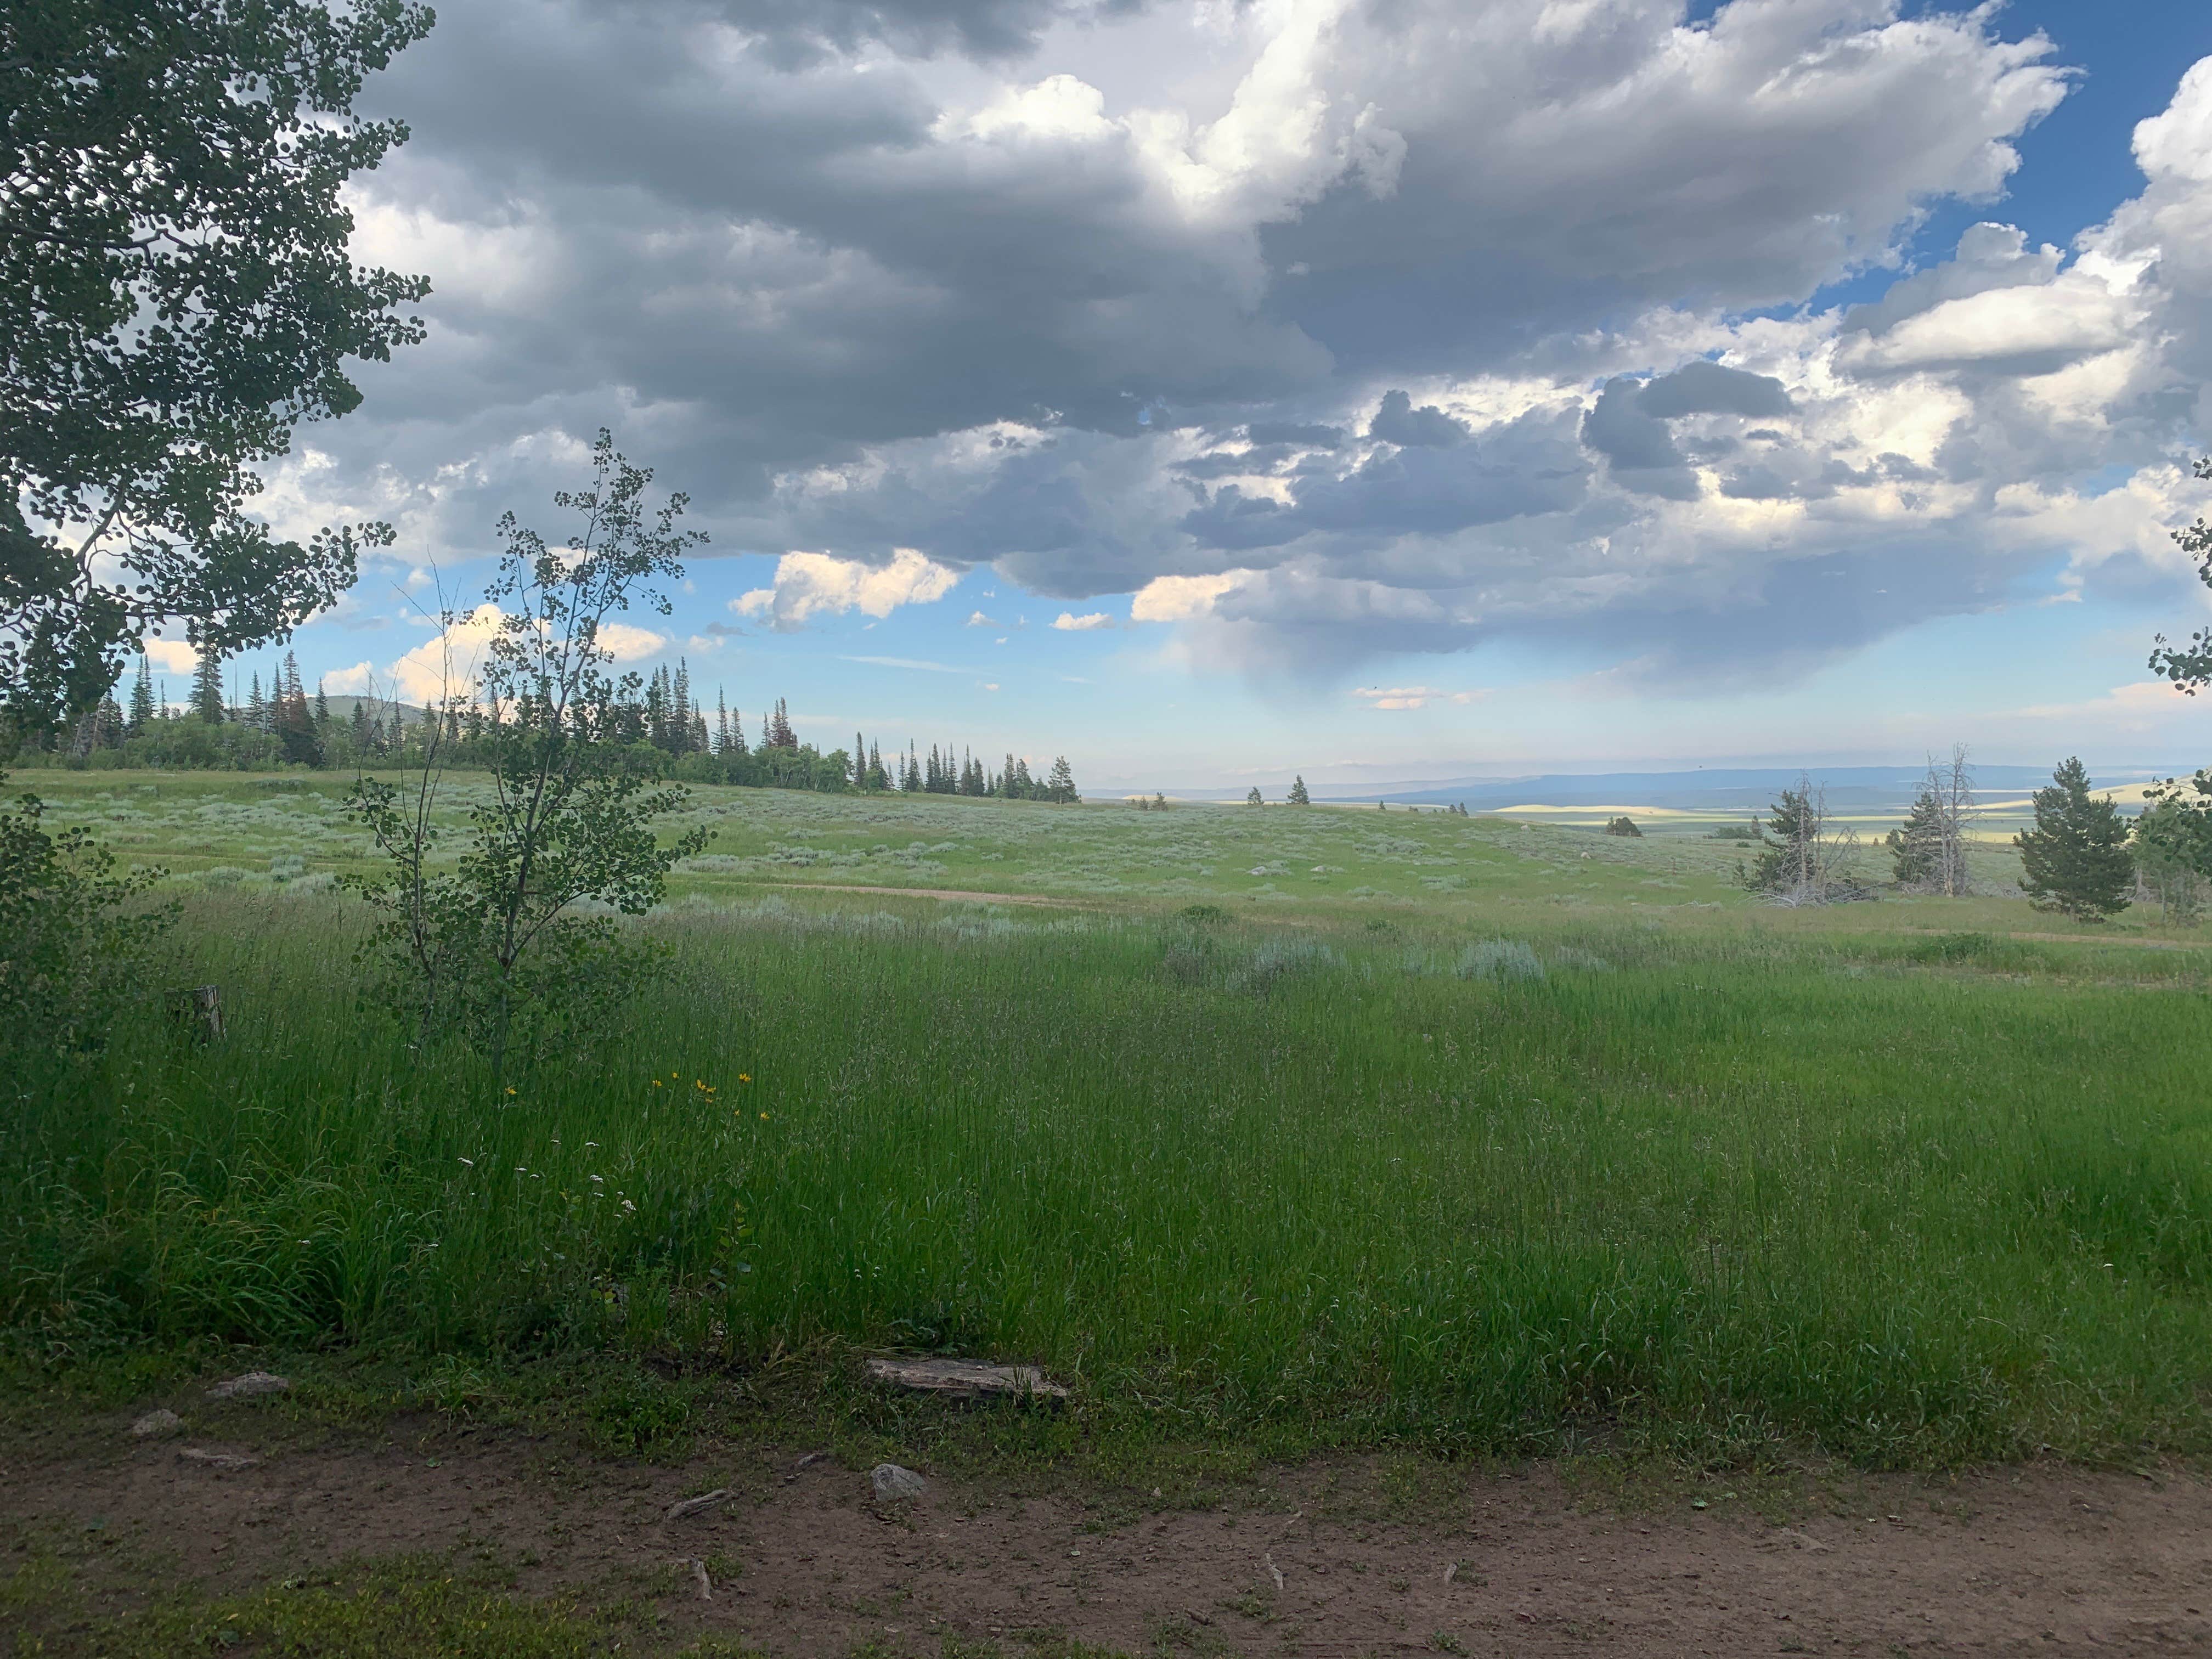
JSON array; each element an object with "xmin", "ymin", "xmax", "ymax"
[{"xmin": 863, "ymin": 1356, "xmax": 1068, "ymax": 1402}]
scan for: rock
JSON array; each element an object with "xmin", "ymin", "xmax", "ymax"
[
  {"xmin": 863, "ymin": 1357, "xmax": 1068, "ymax": 1403},
  {"xmin": 206, "ymin": 1372, "xmax": 289, "ymax": 1400},
  {"xmin": 871, "ymin": 1462, "xmax": 928, "ymax": 1503},
  {"xmin": 131, "ymin": 1408, "xmax": 183, "ymax": 1438},
  {"xmin": 664, "ymin": 1488, "xmax": 731, "ymax": 1523},
  {"xmin": 178, "ymin": 1447, "xmax": 259, "ymax": 1471}
]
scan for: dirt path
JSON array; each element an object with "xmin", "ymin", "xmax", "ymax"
[{"xmin": 6, "ymin": 1423, "xmax": 2209, "ymax": 1656}]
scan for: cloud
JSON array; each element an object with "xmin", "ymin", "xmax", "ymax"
[
  {"xmin": 2015, "ymin": 681, "xmax": 2190, "ymax": 730},
  {"xmin": 1367, "ymin": 390, "xmax": 1468, "ymax": 447},
  {"xmin": 385, "ymin": 603, "xmax": 506, "ymax": 702},
  {"xmin": 597, "ymin": 622, "xmax": 671, "ymax": 661},
  {"xmin": 253, "ymin": 0, "xmax": 2212, "ymax": 685},
  {"xmin": 839, "ymin": 653, "xmax": 962, "ymax": 672},
  {"xmin": 323, "ymin": 661, "xmax": 376, "ymax": 695},
  {"xmin": 1130, "ymin": 571, "xmax": 1257, "ymax": 622},
  {"xmin": 1352, "ymin": 684, "xmax": 1477, "ymax": 710},
  {"xmin": 1635, "ymin": 360, "xmax": 1792, "ymax": 420},
  {"xmin": 735, "ymin": 548, "xmax": 960, "ymax": 630},
  {"xmin": 141, "ymin": 637, "xmax": 200, "ymax": 674},
  {"xmin": 966, "ymin": 609, "xmax": 998, "ymax": 626},
  {"xmin": 1051, "ymin": 611, "xmax": 1114, "ymax": 630}
]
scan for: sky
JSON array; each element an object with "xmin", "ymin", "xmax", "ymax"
[{"xmin": 167, "ymin": 0, "xmax": 2212, "ymax": 790}]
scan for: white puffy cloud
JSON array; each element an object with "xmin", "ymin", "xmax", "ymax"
[
  {"xmin": 1130, "ymin": 571, "xmax": 1258, "ymax": 622},
  {"xmin": 1051, "ymin": 611, "xmax": 1114, "ymax": 630},
  {"xmin": 322, "ymin": 661, "xmax": 377, "ymax": 695},
  {"xmin": 735, "ymin": 548, "xmax": 961, "ymax": 630},
  {"xmin": 385, "ymin": 603, "xmax": 507, "ymax": 702},
  {"xmin": 596, "ymin": 622, "xmax": 672, "ymax": 662},
  {"xmin": 141, "ymin": 637, "xmax": 200, "ymax": 674}
]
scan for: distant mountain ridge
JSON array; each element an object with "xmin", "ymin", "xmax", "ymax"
[
  {"xmin": 1128, "ymin": 763, "xmax": 2185, "ymax": 811},
  {"xmin": 1329, "ymin": 764, "xmax": 2179, "ymax": 814}
]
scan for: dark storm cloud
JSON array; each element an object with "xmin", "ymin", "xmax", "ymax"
[
  {"xmin": 696, "ymin": 0, "xmax": 1142, "ymax": 64},
  {"xmin": 1367, "ymin": 390, "xmax": 1469, "ymax": 447},
  {"xmin": 1635, "ymin": 360, "xmax": 1793, "ymax": 420}
]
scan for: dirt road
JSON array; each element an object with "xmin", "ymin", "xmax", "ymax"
[{"xmin": 5, "ymin": 1421, "xmax": 2209, "ymax": 1656}]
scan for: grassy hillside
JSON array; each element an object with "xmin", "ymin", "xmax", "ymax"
[
  {"xmin": 7, "ymin": 770, "xmax": 2210, "ymax": 1472},
  {"xmin": 20, "ymin": 767, "xmax": 2052, "ymax": 919}
]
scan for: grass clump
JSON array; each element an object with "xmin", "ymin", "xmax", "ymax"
[
  {"xmin": 1455, "ymin": 938, "xmax": 1544, "ymax": 981},
  {"xmin": 13, "ymin": 1555, "xmax": 765, "ymax": 1659}
]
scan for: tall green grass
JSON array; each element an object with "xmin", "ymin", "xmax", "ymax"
[{"xmin": 8, "ymin": 891, "xmax": 2212, "ymax": 1467}]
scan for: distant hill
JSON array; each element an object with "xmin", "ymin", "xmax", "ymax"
[{"xmin": 1324, "ymin": 764, "xmax": 2179, "ymax": 816}]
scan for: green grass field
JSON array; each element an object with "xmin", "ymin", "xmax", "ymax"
[{"xmin": 8, "ymin": 770, "xmax": 2212, "ymax": 1473}]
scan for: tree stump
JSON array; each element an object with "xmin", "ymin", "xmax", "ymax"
[{"xmin": 168, "ymin": 985, "xmax": 223, "ymax": 1043}]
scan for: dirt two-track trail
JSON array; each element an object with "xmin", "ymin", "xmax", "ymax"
[{"xmin": 7, "ymin": 1421, "xmax": 2212, "ymax": 1657}]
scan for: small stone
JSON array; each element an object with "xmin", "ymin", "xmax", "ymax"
[
  {"xmin": 131, "ymin": 1408, "xmax": 183, "ymax": 1438},
  {"xmin": 871, "ymin": 1462, "xmax": 928, "ymax": 1503},
  {"xmin": 206, "ymin": 1372, "xmax": 289, "ymax": 1400},
  {"xmin": 178, "ymin": 1448, "xmax": 259, "ymax": 1471}
]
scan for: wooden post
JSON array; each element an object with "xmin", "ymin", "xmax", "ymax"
[{"xmin": 168, "ymin": 985, "xmax": 223, "ymax": 1043}]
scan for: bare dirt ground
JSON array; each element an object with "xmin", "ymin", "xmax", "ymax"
[{"xmin": 6, "ymin": 1415, "xmax": 2211, "ymax": 1657}]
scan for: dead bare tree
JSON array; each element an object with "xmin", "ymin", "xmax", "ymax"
[
  {"xmin": 1889, "ymin": 745, "xmax": 1977, "ymax": 895},
  {"xmin": 1752, "ymin": 775, "xmax": 1865, "ymax": 905}
]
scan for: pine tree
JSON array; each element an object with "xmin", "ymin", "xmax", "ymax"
[
  {"xmin": 351, "ymin": 698, "xmax": 371, "ymax": 752},
  {"xmin": 715, "ymin": 689, "xmax": 730, "ymax": 754},
  {"xmin": 1245, "ymin": 786, "xmax": 1265, "ymax": 806},
  {"xmin": 868, "ymin": 741, "xmax": 886, "ymax": 791},
  {"xmin": 1288, "ymin": 775, "xmax": 1310, "ymax": 805},
  {"xmin": 190, "ymin": 650, "xmax": 225, "ymax": 723},
  {"xmin": 127, "ymin": 654, "xmax": 155, "ymax": 733},
  {"xmin": 2016, "ymin": 757, "xmax": 2132, "ymax": 920},
  {"xmin": 246, "ymin": 671, "xmax": 266, "ymax": 730},
  {"xmin": 313, "ymin": 679, "xmax": 330, "ymax": 731},
  {"xmin": 671, "ymin": 660, "xmax": 692, "ymax": 753},
  {"xmin": 1047, "ymin": 756, "xmax": 1077, "ymax": 803},
  {"xmin": 766, "ymin": 697, "xmax": 797, "ymax": 749},
  {"xmin": 1888, "ymin": 787, "xmax": 1944, "ymax": 888},
  {"xmin": 855, "ymin": 731, "xmax": 867, "ymax": 788}
]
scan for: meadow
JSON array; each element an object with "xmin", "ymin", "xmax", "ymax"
[{"xmin": 8, "ymin": 770, "xmax": 2212, "ymax": 1473}]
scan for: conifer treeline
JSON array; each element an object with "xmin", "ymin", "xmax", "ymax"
[{"xmin": 27, "ymin": 651, "xmax": 1082, "ymax": 803}]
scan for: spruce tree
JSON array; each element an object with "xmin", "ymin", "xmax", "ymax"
[
  {"xmin": 765, "ymin": 697, "xmax": 796, "ymax": 749},
  {"xmin": 1888, "ymin": 787, "xmax": 1944, "ymax": 888},
  {"xmin": 2016, "ymin": 757, "xmax": 2132, "ymax": 919},
  {"xmin": 313, "ymin": 678, "xmax": 330, "ymax": 731},
  {"xmin": 188, "ymin": 648, "xmax": 225, "ymax": 722},
  {"xmin": 1288, "ymin": 775, "xmax": 1310, "ymax": 805},
  {"xmin": 1246, "ymin": 786, "xmax": 1265, "ymax": 806},
  {"xmin": 127, "ymin": 655, "xmax": 155, "ymax": 733},
  {"xmin": 1047, "ymin": 756, "xmax": 1078, "ymax": 803}
]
